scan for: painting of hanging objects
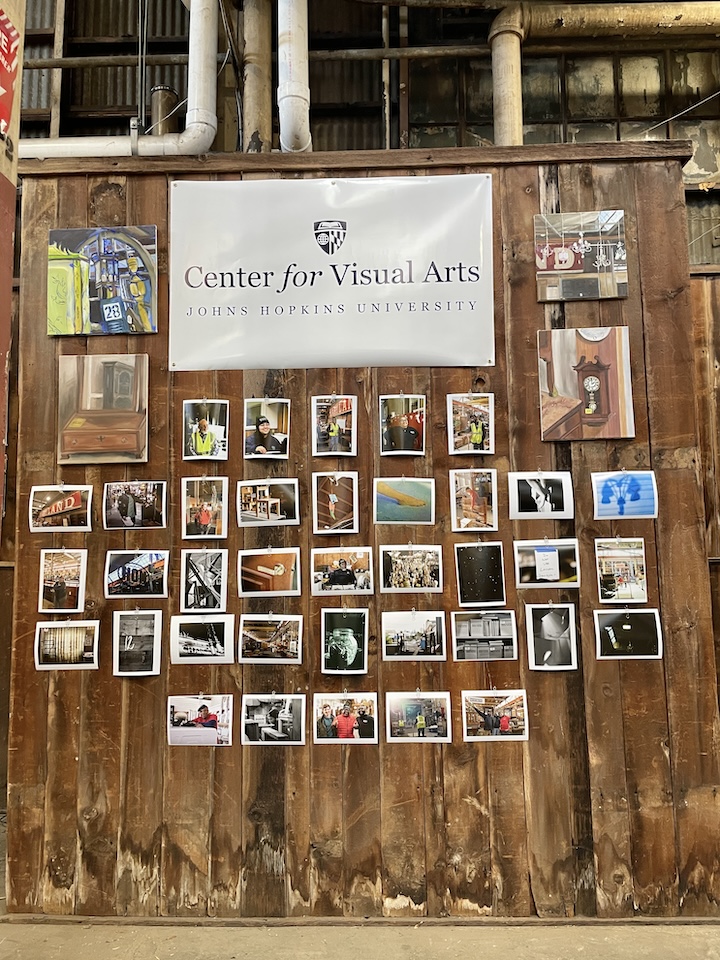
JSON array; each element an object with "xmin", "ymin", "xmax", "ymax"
[
  {"xmin": 533, "ymin": 210, "xmax": 628, "ymax": 301},
  {"xmin": 47, "ymin": 225, "xmax": 158, "ymax": 335}
]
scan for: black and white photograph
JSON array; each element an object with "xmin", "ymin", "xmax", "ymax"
[
  {"xmin": 446, "ymin": 393, "xmax": 494, "ymax": 455},
  {"xmin": 112, "ymin": 609, "xmax": 162, "ymax": 676},
  {"xmin": 312, "ymin": 471, "xmax": 359, "ymax": 534},
  {"xmin": 182, "ymin": 399, "xmax": 229, "ymax": 461},
  {"xmin": 34, "ymin": 620, "xmax": 99, "ymax": 670},
  {"xmin": 310, "ymin": 547, "xmax": 373, "ymax": 596},
  {"xmin": 451, "ymin": 610, "xmax": 517, "ymax": 662},
  {"xmin": 104, "ymin": 550, "xmax": 169, "ymax": 599},
  {"xmin": 449, "ymin": 469, "xmax": 497, "ymax": 532},
  {"xmin": 591, "ymin": 470, "xmax": 659, "ymax": 520},
  {"xmin": 313, "ymin": 693, "xmax": 379, "ymax": 743},
  {"xmin": 180, "ymin": 549, "xmax": 228, "ymax": 612},
  {"xmin": 167, "ymin": 694, "xmax": 233, "ymax": 746},
  {"xmin": 385, "ymin": 692, "xmax": 452, "ymax": 742},
  {"xmin": 379, "ymin": 394, "xmax": 426, "ymax": 455},
  {"xmin": 236, "ymin": 478, "xmax": 300, "ymax": 527},
  {"xmin": 462, "ymin": 690, "xmax": 528, "ymax": 741},
  {"xmin": 321, "ymin": 608, "xmax": 369, "ymax": 674},
  {"xmin": 526, "ymin": 603, "xmax": 578, "ymax": 671},
  {"xmin": 454, "ymin": 542, "xmax": 506, "ymax": 607},
  {"xmin": 102, "ymin": 481, "xmax": 166, "ymax": 529},
  {"xmin": 381, "ymin": 610, "xmax": 446, "ymax": 660},
  {"xmin": 507, "ymin": 471, "xmax": 574, "ymax": 520},
  {"xmin": 169, "ymin": 614, "xmax": 235, "ymax": 664},
  {"xmin": 595, "ymin": 537, "xmax": 648, "ymax": 603},
  {"xmin": 312, "ymin": 394, "xmax": 357, "ymax": 456},
  {"xmin": 38, "ymin": 548, "xmax": 87, "ymax": 613},
  {"xmin": 379, "ymin": 545, "xmax": 443, "ymax": 593},
  {"xmin": 594, "ymin": 609, "xmax": 663, "ymax": 660},
  {"xmin": 514, "ymin": 538, "xmax": 580, "ymax": 589},
  {"xmin": 29, "ymin": 484, "xmax": 93, "ymax": 532},
  {"xmin": 373, "ymin": 477, "xmax": 435, "ymax": 524},
  {"xmin": 238, "ymin": 547, "xmax": 301, "ymax": 598},
  {"xmin": 181, "ymin": 476, "xmax": 229, "ymax": 539},
  {"xmin": 241, "ymin": 694, "xmax": 306, "ymax": 745},
  {"xmin": 238, "ymin": 614, "xmax": 303, "ymax": 664},
  {"xmin": 243, "ymin": 397, "xmax": 290, "ymax": 459}
]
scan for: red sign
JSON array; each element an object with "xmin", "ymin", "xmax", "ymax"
[
  {"xmin": 0, "ymin": 9, "xmax": 20, "ymax": 137},
  {"xmin": 38, "ymin": 491, "xmax": 83, "ymax": 520}
]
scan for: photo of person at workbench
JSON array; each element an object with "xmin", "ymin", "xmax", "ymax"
[
  {"xmin": 236, "ymin": 479, "xmax": 300, "ymax": 528},
  {"xmin": 240, "ymin": 694, "xmax": 306, "ymax": 745}
]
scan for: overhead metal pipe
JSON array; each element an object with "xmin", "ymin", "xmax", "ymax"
[
  {"xmin": 243, "ymin": 0, "xmax": 273, "ymax": 152},
  {"xmin": 278, "ymin": 0, "xmax": 312, "ymax": 152}
]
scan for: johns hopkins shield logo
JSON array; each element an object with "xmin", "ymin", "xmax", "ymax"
[{"xmin": 314, "ymin": 220, "xmax": 347, "ymax": 255}]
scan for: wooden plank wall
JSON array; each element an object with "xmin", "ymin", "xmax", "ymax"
[{"xmin": 8, "ymin": 143, "xmax": 720, "ymax": 919}]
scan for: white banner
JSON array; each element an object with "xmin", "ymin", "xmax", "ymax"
[{"xmin": 169, "ymin": 174, "xmax": 494, "ymax": 370}]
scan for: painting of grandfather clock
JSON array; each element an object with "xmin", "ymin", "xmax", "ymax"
[{"xmin": 573, "ymin": 355, "xmax": 611, "ymax": 426}]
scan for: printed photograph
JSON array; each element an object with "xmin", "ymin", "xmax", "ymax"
[
  {"xmin": 243, "ymin": 397, "xmax": 290, "ymax": 459},
  {"xmin": 507, "ymin": 471, "xmax": 574, "ymax": 520},
  {"xmin": 104, "ymin": 550, "xmax": 169, "ymax": 599},
  {"xmin": 38, "ymin": 548, "xmax": 87, "ymax": 613},
  {"xmin": 591, "ymin": 470, "xmax": 658, "ymax": 520},
  {"xmin": 446, "ymin": 393, "xmax": 494, "ymax": 455},
  {"xmin": 451, "ymin": 610, "xmax": 517, "ymax": 662},
  {"xmin": 526, "ymin": 603, "xmax": 578, "ymax": 671},
  {"xmin": 449, "ymin": 469, "xmax": 498, "ymax": 532},
  {"xmin": 167, "ymin": 694, "xmax": 233, "ymax": 747},
  {"xmin": 379, "ymin": 394, "xmax": 426, "ymax": 455},
  {"xmin": 313, "ymin": 693, "xmax": 379, "ymax": 744},
  {"xmin": 34, "ymin": 620, "xmax": 100, "ymax": 670},
  {"xmin": 182, "ymin": 476, "xmax": 229, "ymax": 539},
  {"xmin": 182, "ymin": 399, "xmax": 229, "ymax": 461},
  {"xmin": 29, "ymin": 484, "xmax": 93, "ymax": 532},
  {"xmin": 462, "ymin": 689, "xmax": 528, "ymax": 741},
  {"xmin": 241, "ymin": 694, "xmax": 306, "ymax": 745},
  {"xmin": 514, "ymin": 538, "xmax": 580, "ymax": 589},
  {"xmin": 180, "ymin": 549, "xmax": 228, "ymax": 612},
  {"xmin": 595, "ymin": 537, "xmax": 648, "ymax": 603},
  {"xmin": 321, "ymin": 608, "xmax": 369, "ymax": 674},
  {"xmin": 312, "ymin": 471, "xmax": 359, "ymax": 534},
  {"xmin": 594, "ymin": 609, "xmax": 663, "ymax": 660},
  {"xmin": 379, "ymin": 545, "xmax": 443, "ymax": 593},
  {"xmin": 537, "ymin": 326, "xmax": 635, "ymax": 441},
  {"xmin": 112, "ymin": 609, "xmax": 162, "ymax": 676},
  {"xmin": 48, "ymin": 225, "xmax": 157, "ymax": 335},
  {"xmin": 238, "ymin": 547, "xmax": 301, "ymax": 597},
  {"xmin": 373, "ymin": 477, "xmax": 435, "ymax": 525},
  {"xmin": 310, "ymin": 547, "xmax": 373, "ymax": 595},
  {"xmin": 238, "ymin": 614, "xmax": 303, "ymax": 664},
  {"xmin": 312, "ymin": 394, "xmax": 357, "ymax": 456},
  {"xmin": 237, "ymin": 478, "xmax": 300, "ymax": 527},
  {"xmin": 381, "ymin": 610, "xmax": 446, "ymax": 660},
  {"xmin": 534, "ymin": 210, "xmax": 628, "ymax": 301},
  {"xmin": 169, "ymin": 614, "xmax": 235, "ymax": 665},
  {"xmin": 57, "ymin": 353, "xmax": 149, "ymax": 465},
  {"xmin": 385, "ymin": 692, "xmax": 452, "ymax": 743},
  {"xmin": 102, "ymin": 480, "xmax": 166, "ymax": 529},
  {"xmin": 454, "ymin": 542, "xmax": 506, "ymax": 607}
]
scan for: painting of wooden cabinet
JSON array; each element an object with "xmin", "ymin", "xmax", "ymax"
[{"xmin": 57, "ymin": 353, "xmax": 149, "ymax": 464}]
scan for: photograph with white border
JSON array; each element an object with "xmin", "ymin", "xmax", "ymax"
[
  {"xmin": 591, "ymin": 470, "xmax": 658, "ymax": 520},
  {"xmin": 454, "ymin": 542, "xmax": 506, "ymax": 607},
  {"xmin": 594, "ymin": 609, "xmax": 663, "ymax": 659},
  {"xmin": 507, "ymin": 471, "xmax": 574, "ymax": 520},
  {"xmin": 243, "ymin": 398, "xmax": 290, "ymax": 459},
  {"xmin": 170, "ymin": 613, "xmax": 235, "ymax": 664},
  {"xmin": 313, "ymin": 693, "xmax": 379, "ymax": 744},
  {"xmin": 526, "ymin": 603, "xmax": 578, "ymax": 671},
  {"xmin": 385, "ymin": 692, "xmax": 452, "ymax": 742},
  {"xmin": 236, "ymin": 478, "xmax": 300, "ymax": 527},
  {"xmin": 379, "ymin": 394, "xmax": 426, "ymax": 456},
  {"xmin": 462, "ymin": 689, "xmax": 528, "ymax": 741},
  {"xmin": 379, "ymin": 545, "xmax": 443, "ymax": 593},
  {"xmin": 238, "ymin": 547, "xmax": 301, "ymax": 598},
  {"xmin": 312, "ymin": 471, "xmax": 359, "ymax": 534},
  {"xmin": 451, "ymin": 610, "xmax": 517, "ymax": 662},
  {"xmin": 38, "ymin": 548, "xmax": 87, "ymax": 613},
  {"xmin": 321, "ymin": 608, "xmax": 369, "ymax": 674},
  {"xmin": 167, "ymin": 694, "xmax": 233, "ymax": 746},
  {"xmin": 514, "ymin": 538, "xmax": 580, "ymax": 589},
  {"xmin": 182, "ymin": 399, "xmax": 229, "ymax": 461},
  {"xmin": 595, "ymin": 537, "xmax": 648, "ymax": 603},
  {"xmin": 104, "ymin": 550, "xmax": 169, "ymax": 599},
  {"xmin": 381, "ymin": 610, "xmax": 446, "ymax": 660},
  {"xmin": 35, "ymin": 620, "xmax": 100, "ymax": 670},
  {"xmin": 112, "ymin": 609, "xmax": 162, "ymax": 676},
  {"xmin": 449, "ymin": 469, "xmax": 498, "ymax": 532},
  {"xmin": 181, "ymin": 476, "xmax": 229, "ymax": 539},
  {"xmin": 310, "ymin": 547, "xmax": 373, "ymax": 596},
  {"xmin": 446, "ymin": 393, "xmax": 494, "ymax": 455},
  {"xmin": 29, "ymin": 484, "xmax": 93, "ymax": 532},
  {"xmin": 238, "ymin": 613, "xmax": 303, "ymax": 664},
  {"xmin": 312, "ymin": 394, "xmax": 358, "ymax": 456},
  {"xmin": 180, "ymin": 548, "xmax": 228, "ymax": 612},
  {"xmin": 241, "ymin": 694, "xmax": 306, "ymax": 745},
  {"xmin": 373, "ymin": 477, "xmax": 435, "ymax": 524},
  {"xmin": 102, "ymin": 480, "xmax": 166, "ymax": 529}
]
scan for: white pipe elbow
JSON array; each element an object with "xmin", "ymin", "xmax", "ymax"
[{"xmin": 278, "ymin": 80, "xmax": 312, "ymax": 153}]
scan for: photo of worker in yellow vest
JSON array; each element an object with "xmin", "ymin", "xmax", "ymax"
[
  {"xmin": 446, "ymin": 393, "xmax": 494, "ymax": 455},
  {"xmin": 183, "ymin": 399, "xmax": 229, "ymax": 461}
]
